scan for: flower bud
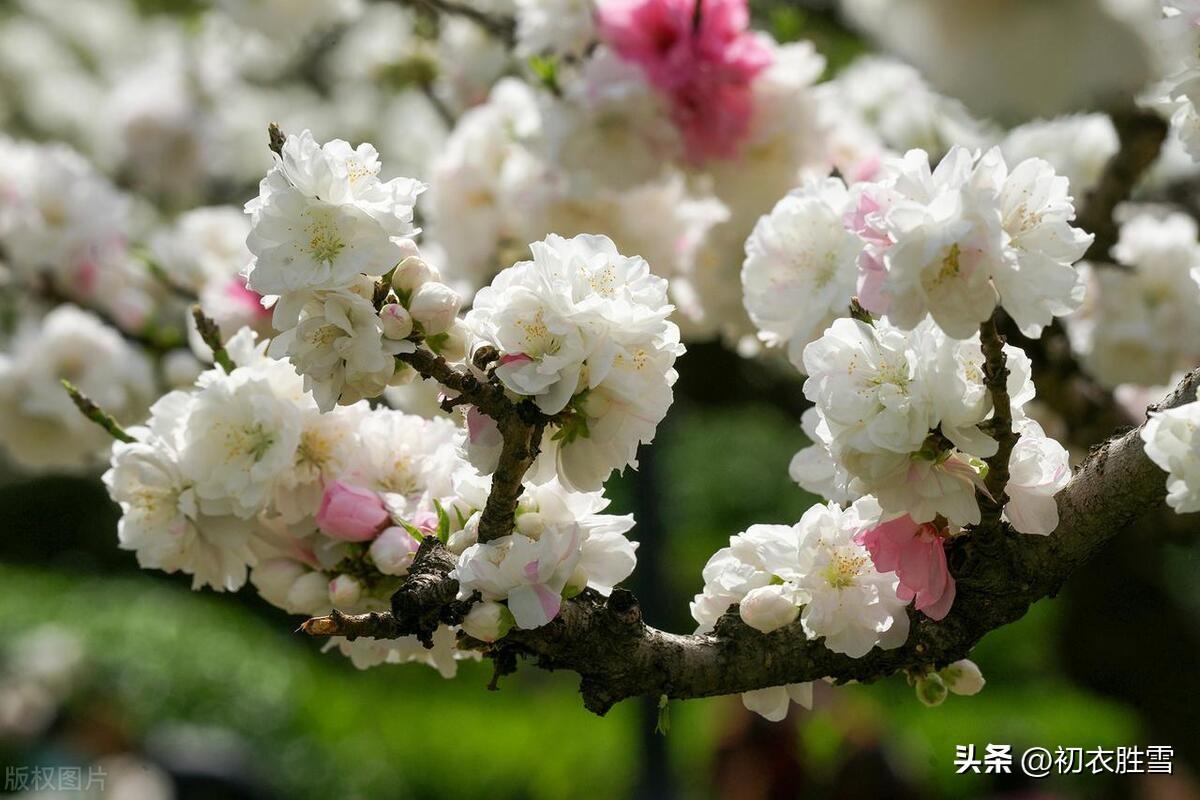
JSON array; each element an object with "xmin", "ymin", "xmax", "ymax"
[
  {"xmin": 915, "ymin": 672, "xmax": 948, "ymax": 707},
  {"xmin": 409, "ymin": 282, "xmax": 461, "ymax": 335},
  {"xmin": 315, "ymin": 480, "xmax": 390, "ymax": 542},
  {"xmin": 286, "ymin": 571, "xmax": 330, "ymax": 614},
  {"xmin": 940, "ymin": 659, "xmax": 985, "ymax": 696},
  {"xmin": 432, "ymin": 320, "xmax": 468, "ymax": 361},
  {"xmin": 251, "ymin": 558, "xmax": 306, "ymax": 610},
  {"xmin": 738, "ymin": 585, "xmax": 799, "ymax": 633},
  {"xmin": 391, "ymin": 256, "xmax": 438, "ymax": 295},
  {"xmin": 328, "ymin": 574, "xmax": 363, "ymax": 606},
  {"xmin": 395, "ymin": 238, "xmax": 421, "ymax": 262},
  {"xmin": 447, "ymin": 511, "xmax": 481, "ymax": 553},
  {"xmin": 516, "ymin": 511, "xmax": 546, "ymax": 540},
  {"xmin": 461, "ymin": 601, "xmax": 515, "ymax": 643},
  {"xmin": 379, "ymin": 303, "xmax": 413, "ymax": 340},
  {"xmin": 369, "ymin": 526, "xmax": 421, "ymax": 575}
]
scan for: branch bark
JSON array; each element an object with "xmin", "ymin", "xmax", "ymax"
[
  {"xmin": 304, "ymin": 369, "xmax": 1199, "ymax": 715},
  {"xmin": 1077, "ymin": 109, "xmax": 1169, "ymax": 263},
  {"xmin": 395, "ymin": 345, "xmax": 556, "ymax": 542}
]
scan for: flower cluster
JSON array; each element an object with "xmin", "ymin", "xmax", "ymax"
[
  {"xmin": 596, "ymin": 0, "xmax": 772, "ymax": 163},
  {"xmin": 690, "ymin": 499, "xmax": 908, "ymax": 720},
  {"xmin": 103, "ymin": 327, "xmax": 639, "ymax": 669},
  {"xmin": 795, "ymin": 316, "xmax": 1069, "ymax": 533},
  {"xmin": 1141, "ymin": 398, "xmax": 1200, "ymax": 513},
  {"xmin": 1066, "ymin": 207, "xmax": 1200, "ymax": 389},
  {"xmin": 742, "ymin": 147, "xmax": 1092, "ymax": 370},
  {"xmin": 0, "ymin": 306, "xmax": 155, "ymax": 470},
  {"xmin": 245, "ymin": 130, "xmax": 464, "ymax": 411},
  {"xmin": 465, "ymin": 233, "xmax": 684, "ymax": 491}
]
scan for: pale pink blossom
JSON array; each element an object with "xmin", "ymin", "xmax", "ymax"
[
  {"xmin": 597, "ymin": 0, "xmax": 772, "ymax": 162},
  {"xmin": 856, "ymin": 514, "xmax": 955, "ymax": 621},
  {"xmin": 315, "ymin": 480, "xmax": 390, "ymax": 542}
]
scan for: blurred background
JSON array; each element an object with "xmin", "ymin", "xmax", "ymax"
[{"xmin": 0, "ymin": 0, "xmax": 1197, "ymax": 798}]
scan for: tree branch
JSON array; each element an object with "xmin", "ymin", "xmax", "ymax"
[
  {"xmin": 1077, "ymin": 109, "xmax": 1169, "ymax": 262},
  {"xmin": 978, "ymin": 315, "xmax": 1016, "ymax": 523},
  {"xmin": 390, "ymin": 0, "xmax": 516, "ymax": 44},
  {"xmin": 395, "ymin": 345, "xmax": 557, "ymax": 542},
  {"xmin": 303, "ymin": 368, "xmax": 1199, "ymax": 715}
]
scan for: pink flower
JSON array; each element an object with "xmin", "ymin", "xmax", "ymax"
[
  {"xmin": 315, "ymin": 480, "xmax": 390, "ymax": 542},
  {"xmin": 855, "ymin": 515, "xmax": 956, "ymax": 621},
  {"xmin": 224, "ymin": 278, "xmax": 272, "ymax": 320},
  {"xmin": 597, "ymin": 0, "xmax": 771, "ymax": 163}
]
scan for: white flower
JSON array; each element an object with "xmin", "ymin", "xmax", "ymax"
[
  {"xmin": 986, "ymin": 154, "xmax": 1090, "ymax": 338},
  {"xmin": 245, "ymin": 130, "xmax": 424, "ymax": 295},
  {"xmin": 104, "ymin": 401, "xmax": 257, "ymax": 592},
  {"xmin": 150, "ymin": 206, "xmax": 252, "ymax": 293},
  {"xmin": 467, "ymin": 233, "xmax": 683, "ymax": 490},
  {"xmin": 537, "ymin": 50, "xmax": 681, "ymax": 194},
  {"xmin": 690, "ymin": 524, "xmax": 804, "ymax": 634},
  {"xmin": 789, "ymin": 409, "xmax": 857, "ymax": 504},
  {"xmin": 1066, "ymin": 208, "xmax": 1200, "ymax": 388},
  {"xmin": 0, "ymin": 306, "xmax": 154, "ymax": 471},
  {"xmin": 741, "ymin": 178, "xmax": 861, "ymax": 369},
  {"xmin": 453, "ymin": 524, "xmax": 583, "ymax": 629},
  {"xmin": 268, "ymin": 282, "xmax": 407, "ymax": 411},
  {"xmin": 1004, "ymin": 421, "xmax": 1072, "ymax": 535},
  {"xmin": 1141, "ymin": 398, "xmax": 1200, "ymax": 513},
  {"xmin": 177, "ymin": 364, "xmax": 305, "ymax": 519},
  {"xmin": 741, "ymin": 683, "xmax": 813, "ymax": 722},
  {"xmin": 514, "ymin": 0, "xmax": 596, "ymax": 58},
  {"xmin": 0, "ymin": 137, "xmax": 130, "ymax": 287},
  {"xmin": 1000, "ymin": 115, "xmax": 1118, "ymax": 198},
  {"xmin": 816, "ymin": 55, "xmax": 992, "ymax": 165},
  {"xmin": 860, "ymin": 146, "xmax": 1089, "ymax": 339},
  {"xmin": 794, "ymin": 499, "xmax": 909, "ymax": 658},
  {"xmin": 802, "ymin": 317, "xmax": 933, "ymax": 456}
]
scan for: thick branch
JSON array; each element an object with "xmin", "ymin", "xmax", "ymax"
[
  {"xmin": 1077, "ymin": 109, "xmax": 1169, "ymax": 262},
  {"xmin": 304, "ymin": 369, "xmax": 1199, "ymax": 714}
]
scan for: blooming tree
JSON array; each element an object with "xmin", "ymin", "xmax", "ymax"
[{"xmin": 1, "ymin": 0, "xmax": 1199, "ymax": 724}]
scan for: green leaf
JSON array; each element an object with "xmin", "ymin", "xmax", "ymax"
[{"xmin": 432, "ymin": 498, "xmax": 451, "ymax": 544}]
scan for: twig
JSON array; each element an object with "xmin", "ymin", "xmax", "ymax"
[
  {"xmin": 396, "ymin": 345, "xmax": 559, "ymax": 542},
  {"xmin": 394, "ymin": 0, "xmax": 515, "ymax": 44},
  {"xmin": 978, "ymin": 315, "xmax": 1017, "ymax": 523},
  {"xmin": 192, "ymin": 306, "xmax": 234, "ymax": 373},
  {"xmin": 61, "ymin": 380, "xmax": 135, "ymax": 443}
]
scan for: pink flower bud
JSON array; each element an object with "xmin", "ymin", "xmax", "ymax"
[
  {"xmin": 391, "ymin": 256, "xmax": 438, "ymax": 294},
  {"xmin": 329, "ymin": 574, "xmax": 363, "ymax": 606},
  {"xmin": 369, "ymin": 526, "xmax": 421, "ymax": 575},
  {"xmin": 380, "ymin": 303, "xmax": 414, "ymax": 340},
  {"xmin": 315, "ymin": 480, "xmax": 389, "ymax": 542}
]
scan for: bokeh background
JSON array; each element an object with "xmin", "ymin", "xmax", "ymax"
[{"xmin": 0, "ymin": 1, "xmax": 1197, "ymax": 799}]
